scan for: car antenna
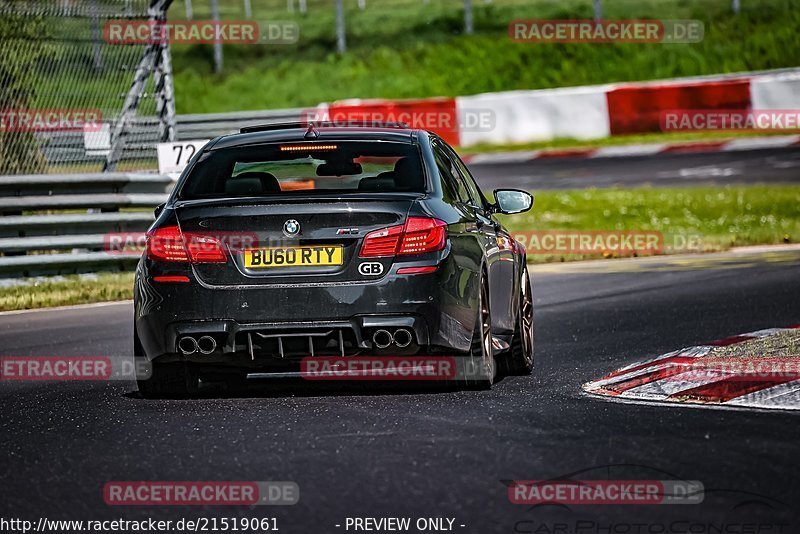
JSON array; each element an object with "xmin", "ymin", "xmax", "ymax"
[{"xmin": 304, "ymin": 123, "xmax": 320, "ymax": 139}]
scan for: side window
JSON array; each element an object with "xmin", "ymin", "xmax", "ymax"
[
  {"xmin": 445, "ymin": 145, "xmax": 486, "ymax": 209},
  {"xmin": 432, "ymin": 141, "xmax": 469, "ymax": 203}
]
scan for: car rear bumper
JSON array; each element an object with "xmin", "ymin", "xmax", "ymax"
[
  {"xmin": 134, "ymin": 260, "xmax": 479, "ymax": 364},
  {"xmin": 149, "ymin": 314, "xmax": 431, "ymax": 364}
]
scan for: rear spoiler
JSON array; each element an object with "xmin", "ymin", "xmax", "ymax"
[{"xmin": 239, "ymin": 121, "xmax": 410, "ymax": 134}]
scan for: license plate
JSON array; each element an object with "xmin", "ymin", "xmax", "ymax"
[{"xmin": 244, "ymin": 245, "xmax": 343, "ymax": 268}]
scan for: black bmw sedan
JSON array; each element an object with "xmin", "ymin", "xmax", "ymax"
[{"xmin": 134, "ymin": 122, "xmax": 534, "ymax": 397}]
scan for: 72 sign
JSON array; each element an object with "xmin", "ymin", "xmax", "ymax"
[{"xmin": 157, "ymin": 140, "xmax": 210, "ymax": 175}]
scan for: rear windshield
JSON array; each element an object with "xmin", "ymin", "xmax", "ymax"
[{"xmin": 178, "ymin": 141, "xmax": 426, "ymax": 199}]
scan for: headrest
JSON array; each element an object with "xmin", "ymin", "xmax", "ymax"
[
  {"xmin": 391, "ymin": 157, "xmax": 423, "ymax": 190},
  {"xmin": 316, "ymin": 162, "xmax": 363, "ymax": 177},
  {"xmin": 358, "ymin": 175, "xmax": 396, "ymax": 192},
  {"xmin": 226, "ymin": 172, "xmax": 280, "ymax": 195}
]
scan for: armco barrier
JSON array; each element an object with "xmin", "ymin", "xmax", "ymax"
[
  {"xmin": 457, "ymin": 67, "xmax": 800, "ymax": 146},
  {"xmin": 0, "ymin": 172, "xmax": 173, "ymax": 277},
  {"xmin": 456, "ymin": 85, "xmax": 611, "ymax": 147},
  {"xmin": 326, "ymin": 98, "xmax": 460, "ymax": 146},
  {"xmin": 176, "ymin": 108, "xmax": 307, "ymax": 140},
  {"xmin": 36, "ymin": 108, "xmax": 306, "ymax": 167},
  {"xmin": 606, "ymin": 79, "xmax": 751, "ymax": 135},
  {"xmin": 750, "ymin": 71, "xmax": 800, "ymax": 111}
]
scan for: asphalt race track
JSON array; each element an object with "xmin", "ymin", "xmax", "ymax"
[
  {"xmin": 471, "ymin": 147, "xmax": 800, "ymax": 189},
  {"xmin": 1, "ymin": 250, "xmax": 799, "ymax": 533}
]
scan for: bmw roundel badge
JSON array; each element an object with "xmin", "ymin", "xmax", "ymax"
[{"xmin": 283, "ymin": 219, "xmax": 300, "ymax": 237}]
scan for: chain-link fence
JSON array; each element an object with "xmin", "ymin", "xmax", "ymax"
[{"xmin": 0, "ymin": 0, "xmax": 174, "ymax": 174}]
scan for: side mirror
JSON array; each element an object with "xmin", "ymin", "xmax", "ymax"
[
  {"xmin": 493, "ymin": 189, "xmax": 533, "ymax": 215},
  {"xmin": 154, "ymin": 203, "xmax": 165, "ymax": 218}
]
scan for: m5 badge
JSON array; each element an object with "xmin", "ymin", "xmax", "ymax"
[{"xmin": 358, "ymin": 262, "xmax": 384, "ymax": 276}]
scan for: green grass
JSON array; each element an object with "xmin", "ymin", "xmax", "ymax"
[
  {"xmin": 2, "ymin": 184, "xmax": 798, "ymax": 310},
  {"xmin": 163, "ymin": 0, "xmax": 800, "ymax": 113},
  {"xmin": 497, "ymin": 185, "xmax": 800, "ymax": 262},
  {"xmin": 0, "ymin": 273, "xmax": 134, "ymax": 312}
]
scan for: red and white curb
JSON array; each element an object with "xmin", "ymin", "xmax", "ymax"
[
  {"xmin": 462, "ymin": 134, "xmax": 800, "ymax": 165},
  {"xmin": 583, "ymin": 326, "xmax": 800, "ymax": 410}
]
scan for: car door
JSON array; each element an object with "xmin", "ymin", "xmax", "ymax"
[
  {"xmin": 430, "ymin": 138, "xmax": 490, "ymax": 316},
  {"xmin": 443, "ymin": 143, "xmax": 517, "ymax": 336}
]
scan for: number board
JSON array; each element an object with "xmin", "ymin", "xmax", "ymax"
[{"xmin": 157, "ymin": 140, "xmax": 211, "ymax": 175}]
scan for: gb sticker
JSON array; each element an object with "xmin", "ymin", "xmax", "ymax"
[{"xmin": 358, "ymin": 262, "xmax": 384, "ymax": 276}]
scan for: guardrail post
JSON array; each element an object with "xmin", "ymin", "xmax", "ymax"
[
  {"xmin": 104, "ymin": 0, "xmax": 174, "ymax": 172},
  {"xmin": 464, "ymin": 0, "xmax": 474, "ymax": 34},
  {"xmin": 211, "ymin": 0, "xmax": 223, "ymax": 73},
  {"xmin": 335, "ymin": 0, "xmax": 347, "ymax": 53},
  {"xmin": 154, "ymin": 40, "xmax": 177, "ymax": 143}
]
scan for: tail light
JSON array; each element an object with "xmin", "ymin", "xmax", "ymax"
[
  {"xmin": 398, "ymin": 217, "xmax": 447, "ymax": 255},
  {"xmin": 359, "ymin": 225, "xmax": 403, "ymax": 258},
  {"xmin": 147, "ymin": 226, "xmax": 188, "ymax": 262},
  {"xmin": 359, "ymin": 217, "xmax": 447, "ymax": 258},
  {"xmin": 184, "ymin": 233, "xmax": 227, "ymax": 263},
  {"xmin": 147, "ymin": 226, "xmax": 227, "ymax": 263}
]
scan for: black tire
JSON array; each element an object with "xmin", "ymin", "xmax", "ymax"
[
  {"xmin": 464, "ymin": 274, "xmax": 495, "ymax": 389},
  {"xmin": 500, "ymin": 267, "xmax": 534, "ymax": 376},
  {"xmin": 137, "ymin": 361, "xmax": 199, "ymax": 399}
]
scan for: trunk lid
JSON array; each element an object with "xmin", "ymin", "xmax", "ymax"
[{"xmin": 175, "ymin": 194, "xmax": 417, "ymax": 287}]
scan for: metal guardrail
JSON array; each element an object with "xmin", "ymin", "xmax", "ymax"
[
  {"xmin": 176, "ymin": 108, "xmax": 308, "ymax": 139},
  {"xmin": 36, "ymin": 108, "xmax": 307, "ymax": 167},
  {"xmin": 2, "ymin": 109, "xmax": 306, "ymax": 277},
  {"xmin": 0, "ymin": 172, "xmax": 173, "ymax": 277}
]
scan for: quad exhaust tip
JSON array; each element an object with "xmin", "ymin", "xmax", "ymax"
[
  {"xmin": 178, "ymin": 335, "xmax": 217, "ymax": 355},
  {"xmin": 393, "ymin": 328, "xmax": 412, "ymax": 348},
  {"xmin": 372, "ymin": 328, "xmax": 414, "ymax": 349},
  {"xmin": 197, "ymin": 336, "xmax": 217, "ymax": 355},
  {"xmin": 178, "ymin": 336, "xmax": 198, "ymax": 355},
  {"xmin": 372, "ymin": 329, "xmax": 393, "ymax": 349}
]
